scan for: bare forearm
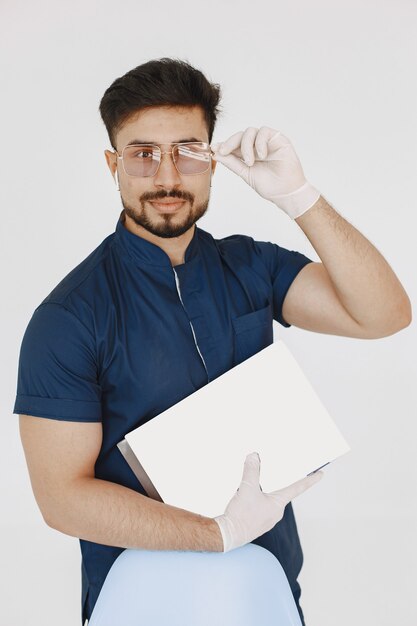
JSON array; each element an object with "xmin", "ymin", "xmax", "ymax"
[{"xmin": 47, "ymin": 477, "xmax": 223, "ymax": 553}]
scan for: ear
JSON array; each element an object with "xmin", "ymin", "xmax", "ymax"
[
  {"xmin": 211, "ymin": 159, "xmax": 218, "ymax": 174},
  {"xmin": 104, "ymin": 150, "xmax": 117, "ymax": 176}
]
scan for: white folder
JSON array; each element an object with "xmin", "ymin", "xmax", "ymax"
[{"xmin": 118, "ymin": 330, "xmax": 350, "ymax": 518}]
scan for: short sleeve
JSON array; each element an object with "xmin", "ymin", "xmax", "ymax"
[
  {"xmin": 13, "ymin": 302, "xmax": 102, "ymax": 422},
  {"xmin": 253, "ymin": 240, "xmax": 314, "ymax": 327}
]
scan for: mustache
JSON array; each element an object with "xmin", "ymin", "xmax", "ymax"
[{"xmin": 142, "ymin": 190, "xmax": 194, "ymax": 203}]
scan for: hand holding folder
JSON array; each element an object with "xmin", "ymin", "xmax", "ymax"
[{"xmin": 213, "ymin": 451, "xmax": 324, "ymax": 552}]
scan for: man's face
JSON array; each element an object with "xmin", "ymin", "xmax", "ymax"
[{"xmin": 105, "ymin": 105, "xmax": 216, "ymax": 239}]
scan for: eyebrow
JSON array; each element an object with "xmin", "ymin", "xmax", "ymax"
[{"xmin": 126, "ymin": 137, "xmax": 204, "ymax": 146}]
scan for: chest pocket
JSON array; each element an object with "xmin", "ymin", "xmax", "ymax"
[{"xmin": 232, "ymin": 302, "xmax": 274, "ymax": 365}]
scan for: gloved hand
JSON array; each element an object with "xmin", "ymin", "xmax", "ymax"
[
  {"xmin": 211, "ymin": 127, "xmax": 321, "ymax": 219},
  {"xmin": 213, "ymin": 452, "xmax": 323, "ymax": 552}
]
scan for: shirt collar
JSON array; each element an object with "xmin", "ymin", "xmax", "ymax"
[{"xmin": 114, "ymin": 215, "xmax": 201, "ymax": 268}]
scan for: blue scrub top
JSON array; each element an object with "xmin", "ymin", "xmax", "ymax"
[{"xmin": 13, "ymin": 214, "xmax": 314, "ymax": 625}]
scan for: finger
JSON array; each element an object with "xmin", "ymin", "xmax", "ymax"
[
  {"xmin": 254, "ymin": 126, "xmax": 278, "ymax": 159},
  {"xmin": 240, "ymin": 127, "xmax": 258, "ymax": 166},
  {"xmin": 219, "ymin": 131, "xmax": 244, "ymax": 157},
  {"xmin": 212, "ymin": 152, "xmax": 250, "ymax": 183},
  {"xmin": 239, "ymin": 452, "xmax": 261, "ymax": 488},
  {"xmin": 266, "ymin": 129, "xmax": 291, "ymax": 153},
  {"xmin": 268, "ymin": 471, "xmax": 323, "ymax": 502}
]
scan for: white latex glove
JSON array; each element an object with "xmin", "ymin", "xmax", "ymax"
[
  {"xmin": 211, "ymin": 127, "xmax": 321, "ymax": 219},
  {"xmin": 213, "ymin": 452, "xmax": 323, "ymax": 552}
]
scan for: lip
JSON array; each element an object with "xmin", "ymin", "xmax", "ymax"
[{"xmin": 150, "ymin": 200, "xmax": 186, "ymax": 212}]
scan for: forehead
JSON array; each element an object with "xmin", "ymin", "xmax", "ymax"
[{"xmin": 116, "ymin": 105, "xmax": 208, "ymax": 148}]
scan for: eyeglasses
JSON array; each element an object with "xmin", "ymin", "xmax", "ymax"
[{"xmin": 114, "ymin": 142, "xmax": 214, "ymax": 177}]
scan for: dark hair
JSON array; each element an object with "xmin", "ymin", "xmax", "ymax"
[{"xmin": 99, "ymin": 57, "xmax": 223, "ymax": 150}]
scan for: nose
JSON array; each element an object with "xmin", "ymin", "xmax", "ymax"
[{"xmin": 153, "ymin": 149, "xmax": 182, "ymax": 189}]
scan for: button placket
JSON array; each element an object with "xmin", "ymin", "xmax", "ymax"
[{"xmin": 172, "ymin": 267, "xmax": 210, "ymax": 382}]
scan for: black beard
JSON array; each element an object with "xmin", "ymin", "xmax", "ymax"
[{"xmin": 120, "ymin": 195, "xmax": 210, "ymax": 239}]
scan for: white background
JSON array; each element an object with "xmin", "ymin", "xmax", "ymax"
[{"xmin": 1, "ymin": 1, "xmax": 416, "ymax": 625}]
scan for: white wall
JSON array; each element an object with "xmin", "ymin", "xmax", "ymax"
[{"xmin": 1, "ymin": 1, "xmax": 416, "ymax": 624}]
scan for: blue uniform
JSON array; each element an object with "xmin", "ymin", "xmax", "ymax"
[{"xmin": 13, "ymin": 214, "xmax": 314, "ymax": 625}]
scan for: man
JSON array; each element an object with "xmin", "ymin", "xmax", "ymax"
[{"xmin": 14, "ymin": 57, "xmax": 411, "ymax": 625}]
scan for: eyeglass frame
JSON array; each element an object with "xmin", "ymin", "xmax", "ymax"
[{"xmin": 112, "ymin": 141, "xmax": 216, "ymax": 178}]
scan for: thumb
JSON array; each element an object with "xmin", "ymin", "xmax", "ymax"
[
  {"xmin": 212, "ymin": 152, "xmax": 251, "ymax": 182},
  {"xmin": 269, "ymin": 471, "xmax": 324, "ymax": 503},
  {"xmin": 240, "ymin": 452, "xmax": 261, "ymax": 488}
]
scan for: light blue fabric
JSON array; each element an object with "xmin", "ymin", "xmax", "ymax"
[{"xmin": 88, "ymin": 542, "xmax": 302, "ymax": 626}]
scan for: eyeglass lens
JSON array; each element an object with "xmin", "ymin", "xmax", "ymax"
[{"xmin": 122, "ymin": 143, "xmax": 211, "ymax": 177}]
